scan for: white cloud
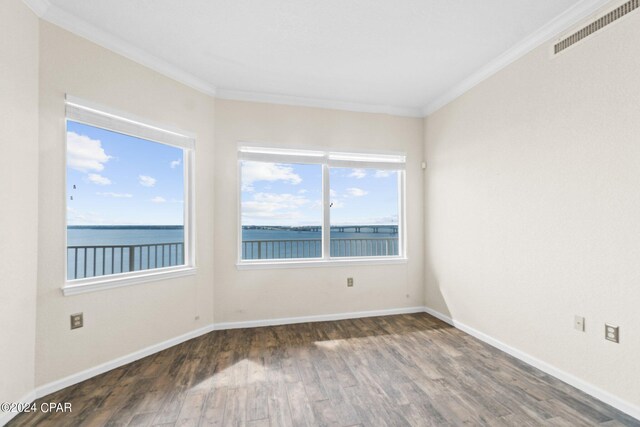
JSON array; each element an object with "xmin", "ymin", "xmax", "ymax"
[
  {"xmin": 298, "ymin": 189, "xmax": 308, "ymax": 194},
  {"xmin": 253, "ymin": 193, "xmax": 309, "ymax": 206},
  {"xmin": 330, "ymin": 189, "xmax": 338, "ymax": 197},
  {"xmin": 67, "ymin": 207, "xmax": 142, "ymax": 226},
  {"xmin": 67, "ymin": 207, "xmax": 107, "ymax": 225},
  {"xmin": 170, "ymin": 159, "xmax": 181, "ymax": 169},
  {"xmin": 241, "ymin": 161, "xmax": 302, "ymax": 191},
  {"xmin": 345, "ymin": 187, "xmax": 368, "ymax": 197},
  {"xmin": 151, "ymin": 196, "xmax": 167, "ymax": 203},
  {"xmin": 374, "ymin": 170, "xmax": 393, "ymax": 178},
  {"xmin": 348, "ymin": 168, "xmax": 367, "ymax": 179},
  {"xmin": 67, "ymin": 131, "xmax": 111, "ymax": 172},
  {"xmin": 96, "ymin": 192, "xmax": 132, "ymax": 198},
  {"xmin": 139, "ymin": 175, "xmax": 157, "ymax": 187},
  {"xmin": 87, "ymin": 173, "xmax": 111, "ymax": 186},
  {"xmin": 242, "ymin": 192, "xmax": 310, "ymax": 221}
]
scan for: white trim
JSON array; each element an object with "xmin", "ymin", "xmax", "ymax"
[
  {"xmin": 239, "ymin": 146, "xmax": 326, "ymax": 158},
  {"xmin": 33, "ymin": 323, "xmax": 216, "ymax": 399},
  {"xmin": 212, "ymin": 306, "xmax": 426, "ymax": 330},
  {"xmin": 322, "ymin": 164, "xmax": 331, "ymax": 259},
  {"xmin": 238, "ymin": 147, "xmax": 405, "ymax": 265},
  {"xmin": 23, "ymin": 0, "xmax": 613, "ymax": 119},
  {"xmin": 184, "ymin": 148, "xmax": 197, "ymax": 271},
  {"xmin": 237, "ymin": 146, "xmax": 407, "ymax": 170},
  {"xmin": 21, "ymin": 0, "xmax": 49, "ymax": 16},
  {"xmin": 65, "ymin": 95, "xmax": 196, "ymax": 148},
  {"xmin": 0, "ymin": 390, "xmax": 38, "ymax": 426},
  {"xmin": 217, "ymin": 88, "xmax": 424, "ymax": 118},
  {"xmin": 23, "ymin": 0, "xmax": 217, "ymax": 97},
  {"xmin": 9, "ymin": 306, "xmax": 639, "ymax": 423},
  {"xmin": 64, "ymin": 99, "xmax": 196, "ymax": 295},
  {"xmin": 62, "ymin": 267, "xmax": 197, "ymax": 296},
  {"xmin": 26, "ymin": 307, "xmax": 422, "ymax": 406},
  {"xmin": 423, "ymin": 306, "xmax": 640, "ymax": 422},
  {"xmin": 398, "ymin": 170, "xmax": 407, "ymax": 258},
  {"xmin": 237, "ymin": 257, "xmax": 408, "ymax": 270},
  {"xmin": 423, "ymin": 0, "xmax": 612, "ymax": 115}
]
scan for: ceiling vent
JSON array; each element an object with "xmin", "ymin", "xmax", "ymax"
[{"xmin": 554, "ymin": 0, "xmax": 639, "ymax": 54}]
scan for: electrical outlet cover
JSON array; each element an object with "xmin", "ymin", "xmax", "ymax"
[{"xmin": 605, "ymin": 324, "xmax": 619, "ymax": 343}]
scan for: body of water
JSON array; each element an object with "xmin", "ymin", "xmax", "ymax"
[
  {"xmin": 67, "ymin": 225, "xmax": 398, "ymax": 246},
  {"xmin": 68, "ymin": 226, "xmax": 184, "ymax": 246},
  {"xmin": 66, "ymin": 225, "xmax": 399, "ymax": 279}
]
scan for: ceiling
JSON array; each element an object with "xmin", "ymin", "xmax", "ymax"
[{"xmin": 30, "ymin": 0, "xmax": 609, "ymax": 116}]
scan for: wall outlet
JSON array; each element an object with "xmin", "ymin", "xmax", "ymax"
[
  {"xmin": 70, "ymin": 313, "xmax": 83, "ymax": 330},
  {"xmin": 605, "ymin": 324, "xmax": 619, "ymax": 343},
  {"xmin": 347, "ymin": 277, "xmax": 354, "ymax": 287},
  {"xmin": 574, "ymin": 315, "xmax": 585, "ymax": 332}
]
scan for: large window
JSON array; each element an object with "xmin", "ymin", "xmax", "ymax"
[
  {"xmin": 65, "ymin": 96, "xmax": 194, "ymax": 287},
  {"xmin": 238, "ymin": 147, "xmax": 405, "ymax": 264}
]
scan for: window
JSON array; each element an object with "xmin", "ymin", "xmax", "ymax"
[
  {"xmin": 65, "ymin": 96, "xmax": 194, "ymax": 288},
  {"xmin": 238, "ymin": 147, "xmax": 405, "ymax": 265},
  {"xmin": 240, "ymin": 161, "xmax": 323, "ymax": 260},
  {"xmin": 329, "ymin": 167, "xmax": 400, "ymax": 257}
]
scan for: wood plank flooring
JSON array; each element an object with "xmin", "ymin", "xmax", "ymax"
[{"xmin": 8, "ymin": 313, "xmax": 639, "ymax": 426}]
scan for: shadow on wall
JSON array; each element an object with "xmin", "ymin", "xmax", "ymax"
[{"xmin": 423, "ymin": 145, "xmax": 452, "ymax": 320}]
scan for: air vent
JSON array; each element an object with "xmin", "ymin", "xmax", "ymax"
[{"xmin": 554, "ymin": 0, "xmax": 639, "ymax": 54}]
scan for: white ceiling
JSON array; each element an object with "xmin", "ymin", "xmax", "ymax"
[{"xmin": 31, "ymin": 0, "xmax": 609, "ymax": 116}]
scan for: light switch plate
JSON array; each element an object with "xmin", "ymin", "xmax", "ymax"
[{"xmin": 574, "ymin": 316, "xmax": 585, "ymax": 332}]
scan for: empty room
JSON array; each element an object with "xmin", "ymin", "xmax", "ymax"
[{"xmin": 2, "ymin": 0, "xmax": 639, "ymax": 425}]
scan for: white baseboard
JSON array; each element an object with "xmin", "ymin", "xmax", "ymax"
[
  {"xmin": 7, "ymin": 306, "xmax": 638, "ymax": 425},
  {"xmin": 212, "ymin": 306, "xmax": 427, "ymax": 330},
  {"xmin": 0, "ymin": 390, "xmax": 37, "ymax": 426},
  {"xmin": 33, "ymin": 323, "xmax": 216, "ymax": 400},
  {"xmin": 423, "ymin": 306, "xmax": 640, "ymax": 421},
  {"xmin": 28, "ymin": 306, "xmax": 423, "ymax": 402}
]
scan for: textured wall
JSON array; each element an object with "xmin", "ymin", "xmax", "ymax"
[
  {"xmin": 214, "ymin": 99, "xmax": 425, "ymax": 323},
  {"xmin": 424, "ymin": 3, "xmax": 640, "ymax": 409},
  {"xmin": 36, "ymin": 22, "xmax": 216, "ymax": 386},
  {"xmin": 0, "ymin": 0, "xmax": 39, "ymax": 418}
]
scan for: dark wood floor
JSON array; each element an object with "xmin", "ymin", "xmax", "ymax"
[{"xmin": 9, "ymin": 313, "xmax": 639, "ymax": 426}]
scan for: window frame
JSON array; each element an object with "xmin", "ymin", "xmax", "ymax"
[
  {"xmin": 237, "ymin": 145, "xmax": 407, "ymax": 269},
  {"xmin": 62, "ymin": 95, "xmax": 196, "ymax": 296}
]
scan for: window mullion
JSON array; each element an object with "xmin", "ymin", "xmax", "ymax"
[{"xmin": 322, "ymin": 164, "xmax": 331, "ymax": 260}]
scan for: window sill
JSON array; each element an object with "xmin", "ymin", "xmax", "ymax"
[
  {"xmin": 236, "ymin": 257, "xmax": 408, "ymax": 270},
  {"xmin": 62, "ymin": 266, "xmax": 197, "ymax": 296}
]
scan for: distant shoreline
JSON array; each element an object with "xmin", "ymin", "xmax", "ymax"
[
  {"xmin": 68, "ymin": 225, "xmax": 397, "ymax": 229},
  {"xmin": 68, "ymin": 225, "xmax": 184, "ymax": 230}
]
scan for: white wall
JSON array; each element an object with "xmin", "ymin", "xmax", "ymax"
[
  {"xmin": 0, "ymin": 0, "xmax": 39, "ymax": 414},
  {"xmin": 214, "ymin": 99, "xmax": 424, "ymax": 323},
  {"xmin": 36, "ymin": 22, "xmax": 216, "ymax": 386},
  {"xmin": 424, "ymin": 2, "xmax": 640, "ymax": 409}
]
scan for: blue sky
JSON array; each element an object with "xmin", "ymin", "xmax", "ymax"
[
  {"xmin": 66, "ymin": 121, "xmax": 185, "ymax": 225},
  {"xmin": 241, "ymin": 161, "xmax": 399, "ymax": 226}
]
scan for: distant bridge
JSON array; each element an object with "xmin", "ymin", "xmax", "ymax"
[{"xmin": 243, "ymin": 225, "xmax": 398, "ymax": 234}]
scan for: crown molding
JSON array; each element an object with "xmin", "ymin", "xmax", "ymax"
[
  {"xmin": 23, "ymin": 0, "xmax": 614, "ymax": 119},
  {"xmin": 22, "ymin": 0, "xmax": 420, "ymax": 118},
  {"xmin": 22, "ymin": 0, "xmax": 49, "ymax": 16},
  {"xmin": 22, "ymin": 0, "xmax": 217, "ymax": 97},
  {"xmin": 422, "ymin": 0, "xmax": 612, "ymax": 116},
  {"xmin": 217, "ymin": 88, "xmax": 424, "ymax": 118}
]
